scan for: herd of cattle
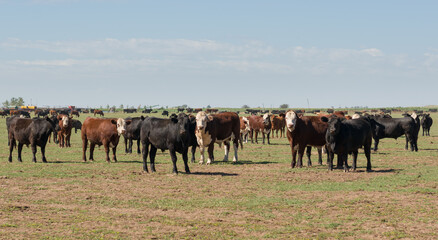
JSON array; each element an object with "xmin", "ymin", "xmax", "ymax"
[{"xmin": 4, "ymin": 108, "xmax": 435, "ymax": 174}]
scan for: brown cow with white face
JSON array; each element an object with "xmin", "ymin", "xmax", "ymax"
[
  {"xmin": 239, "ymin": 116, "xmax": 250, "ymax": 143},
  {"xmin": 247, "ymin": 113, "xmax": 272, "ymax": 144},
  {"xmin": 81, "ymin": 117, "xmax": 131, "ymax": 162},
  {"xmin": 195, "ymin": 111, "xmax": 241, "ymax": 164},
  {"xmin": 57, "ymin": 114, "xmax": 72, "ymax": 148}
]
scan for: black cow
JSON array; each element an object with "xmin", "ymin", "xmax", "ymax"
[
  {"xmin": 37, "ymin": 110, "xmax": 49, "ymax": 118},
  {"xmin": 162, "ymin": 110, "xmax": 169, "ymax": 116},
  {"xmin": 322, "ymin": 116, "xmax": 373, "ymax": 172},
  {"xmin": 140, "ymin": 114, "xmax": 194, "ymax": 173},
  {"xmin": 370, "ymin": 114, "xmax": 419, "ymax": 151},
  {"xmin": 19, "ymin": 111, "xmax": 31, "ymax": 118},
  {"xmin": 123, "ymin": 116, "xmax": 145, "ymax": 154},
  {"xmin": 142, "ymin": 109, "xmax": 152, "ymax": 113},
  {"xmin": 8, "ymin": 116, "xmax": 57, "ymax": 162},
  {"xmin": 421, "ymin": 114, "xmax": 433, "ymax": 136},
  {"xmin": 71, "ymin": 119, "xmax": 82, "ymax": 134}
]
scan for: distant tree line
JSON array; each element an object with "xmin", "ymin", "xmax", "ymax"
[{"xmin": 2, "ymin": 97, "xmax": 25, "ymax": 108}]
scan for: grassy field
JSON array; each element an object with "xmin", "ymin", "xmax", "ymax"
[{"xmin": 0, "ymin": 111, "xmax": 437, "ymax": 239}]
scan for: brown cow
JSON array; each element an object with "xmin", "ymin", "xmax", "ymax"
[
  {"xmin": 195, "ymin": 111, "xmax": 241, "ymax": 164},
  {"xmin": 94, "ymin": 109, "xmax": 104, "ymax": 116},
  {"xmin": 57, "ymin": 114, "xmax": 72, "ymax": 148},
  {"xmin": 49, "ymin": 109, "xmax": 57, "ymax": 116},
  {"xmin": 71, "ymin": 110, "xmax": 80, "ymax": 118},
  {"xmin": 81, "ymin": 117, "xmax": 131, "ymax": 162},
  {"xmin": 285, "ymin": 110, "xmax": 328, "ymax": 168},
  {"xmin": 271, "ymin": 114, "xmax": 286, "ymax": 138},
  {"xmin": 10, "ymin": 110, "xmax": 19, "ymax": 116},
  {"xmin": 247, "ymin": 113, "xmax": 272, "ymax": 144},
  {"xmin": 239, "ymin": 116, "xmax": 250, "ymax": 143}
]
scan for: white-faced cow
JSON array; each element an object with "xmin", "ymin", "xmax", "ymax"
[
  {"xmin": 57, "ymin": 114, "xmax": 72, "ymax": 148},
  {"xmin": 195, "ymin": 111, "xmax": 241, "ymax": 164}
]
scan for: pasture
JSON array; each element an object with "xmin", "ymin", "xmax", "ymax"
[{"xmin": 0, "ymin": 111, "xmax": 437, "ymax": 239}]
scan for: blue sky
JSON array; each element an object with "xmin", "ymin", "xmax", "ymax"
[{"xmin": 1, "ymin": 0, "xmax": 437, "ymax": 108}]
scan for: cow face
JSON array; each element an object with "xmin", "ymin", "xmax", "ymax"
[
  {"xmin": 285, "ymin": 111, "xmax": 298, "ymax": 132},
  {"xmin": 263, "ymin": 113, "xmax": 271, "ymax": 126},
  {"xmin": 111, "ymin": 118, "xmax": 131, "ymax": 135},
  {"xmin": 242, "ymin": 116, "xmax": 250, "ymax": 132},
  {"xmin": 326, "ymin": 117, "xmax": 342, "ymax": 136},
  {"xmin": 177, "ymin": 114, "xmax": 191, "ymax": 137},
  {"xmin": 57, "ymin": 115, "xmax": 70, "ymax": 127},
  {"xmin": 195, "ymin": 111, "xmax": 213, "ymax": 131}
]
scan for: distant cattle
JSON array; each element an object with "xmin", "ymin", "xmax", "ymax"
[
  {"xmin": 177, "ymin": 108, "xmax": 185, "ymax": 112},
  {"xmin": 369, "ymin": 113, "xmax": 419, "ymax": 152},
  {"xmin": 94, "ymin": 109, "xmax": 104, "ymax": 117},
  {"xmin": 322, "ymin": 116, "xmax": 373, "ymax": 172},
  {"xmin": 70, "ymin": 110, "xmax": 80, "ymax": 118},
  {"xmin": 0, "ymin": 111, "xmax": 7, "ymax": 117},
  {"xmin": 57, "ymin": 114, "xmax": 72, "ymax": 148},
  {"xmin": 247, "ymin": 113, "xmax": 272, "ymax": 144},
  {"xmin": 421, "ymin": 114, "xmax": 433, "ymax": 136},
  {"xmin": 142, "ymin": 109, "xmax": 152, "ymax": 113},
  {"xmin": 8, "ymin": 116, "xmax": 57, "ymax": 162},
  {"xmin": 82, "ymin": 110, "xmax": 90, "ymax": 114},
  {"xmin": 123, "ymin": 116, "xmax": 145, "ymax": 154},
  {"xmin": 271, "ymin": 113, "xmax": 286, "ymax": 138},
  {"xmin": 81, "ymin": 117, "xmax": 131, "ymax": 162},
  {"xmin": 205, "ymin": 108, "xmax": 218, "ymax": 114},
  {"xmin": 194, "ymin": 108, "xmax": 203, "ymax": 113},
  {"xmin": 35, "ymin": 109, "xmax": 49, "ymax": 118},
  {"xmin": 71, "ymin": 119, "xmax": 82, "ymax": 133},
  {"xmin": 10, "ymin": 110, "xmax": 19, "ymax": 116},
  {"xmin": 161, "ymin": 110, "xmax": 169, "ymax": 116},
  {"xmin": 195, "ymin": 111, "xmax": 241, "ymax": 164},
  {"xmin": 285, "ymin": 111, "xmax": 328, "ymax": 168},
  {"xmin": 49, "ymin": 109, "xmax": 57, "ymax": 116},
  {"xmin": 239, "ymin": 116, "xmax": 250, "ymax": 143},
  {"xmin": 123, "ymin": 108, "xmax": 137, "ymax": 113},
  {"xmin": 140, "ymin": 114, "xmax": 194, "ymax": 173}
]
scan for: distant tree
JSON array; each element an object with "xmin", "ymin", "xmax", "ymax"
[
  {"xmin": 106, "ymin": 104, "xmax": 110, "ymax": 110},
  {"xmin": 242, "ymin": 104, "xmax": 250, "ymax": 108},
  {"xmin": 207, "ymin": 105, "xmax": 211, "ymax": 108},
  {"xmin": 5, "ymin": 97, "xmax": 24, "ymax": 107},
  {"xmin": 119, "ymin": 104, "xmax": 124, "ymax": 110},
  {"xmin": 137, "ymin": 105, "xmax": 142, "ymax": 110},
  {"xmin": 2, "ymin": 100, "xmax": 9, "ymax": 108},
  {"xmin": 279, "ymin": 104, "xmax": 289, "ymax": 108},
  {"xmin": 181, "ymin": 104, "xmax": 188, "ymax": 108}
]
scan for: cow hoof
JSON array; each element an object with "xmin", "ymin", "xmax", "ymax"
[
  {"xmin": 232, "ymin": 158, "xmax": 237, "ymax": 162},
  {"xmin": 198, "ymin": 161, "xmax": 204, "ymax": 165},
  {"xmin": 8, "ymin": 157, "xmax": 12, "ymax": 162}
]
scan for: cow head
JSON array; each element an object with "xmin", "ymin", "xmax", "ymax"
[
  {"xmin": 111, "ymin": 118, "xmax": 132, "ymax": 135},
  {"xmin": 57, "ymin": 114, "xmax": 71, "ymax": 127},
  {"xmin": 262, "ymin": 113, "xmax": 271, "ymax": 126},
  {"xmin": 321, "ymin": 116, "xmax": 342, "ymax": 136},
  {"xmin": 195, "ymin": 111, "xmax": 213, "ymax": 131},
  {"xmin": 241, "ymin": 116, "xmax": 250, "ymax": 132},
  {"xmin": 285, "ymin": 111, "xmax": 298, "ymax": 132}
]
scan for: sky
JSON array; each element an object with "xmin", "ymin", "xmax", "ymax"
[{"xmin": 0, "ymin": 0, "xmax": 437, "ymax": 109}]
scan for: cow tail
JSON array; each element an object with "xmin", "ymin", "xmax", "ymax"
[{"xmin": 239, "ymin": 135, "xmax": 243, "ymax": 150}]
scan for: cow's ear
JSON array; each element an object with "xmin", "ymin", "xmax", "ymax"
[
  {"xmin": 57, "ymin": 115, "xmax": 62, "ymax": 120},
  {"xmin": 207, "ymin": 115, "xmax": 214, "ymax": 121},
  {"xmin": 321, "ymin": 116, "xmax": 329, "ymax": 122},
  {"xmin": 125, "ymin": 120, "xmax": 132, "ymax": 125},
  {"xmin": 170, "ymin": 117, "xmax": 178, "ymax": 123},
  {"xmin": 140, "ymin": 115, "xmax": 145, "ymax": 121},
  {"xmin": 111, "ymin": 119, "xmax": 117, "ymax": 125},
  {"xmin": 45, "ymin": 116, "xmax": 51, "ymax": 121}
]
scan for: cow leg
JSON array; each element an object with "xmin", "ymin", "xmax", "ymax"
[
  {"xmin": 262, "ymin": 132, "xmax": 265, "ymax": 144},
  {"xmin": 124, "ymin": 137, "xmax": 128, "ymax": 153},
  {"xmin": 89, "ymin": 143, "xmax": 95, "ymax": 161},
  {"xmin": 342, "ymin": 153, "xmax": 349, "ymax": 172},
  {"xmin": 8, "ymin": 139, "xmax": 15, "ymax": 162},
  {"xmin": 351, "ymin": 150, "xmax": 358, "ymax": 171},
  {"xmin": 17, "ymin": 143, "xmax": 24, "ymax": 162},
  {"xmin": 169, "ymin": 147, "xmax": 178, "ymax": 174},
  {"xmin": 250, "ymin": 130, "xmax": 254, "ymax": 144},
  {"xmin": 267, "ymin": 131, "xmax": 271, "ymax": 145},
  {"xmin": 255, "ymin": 131, "xmax": 259, "ymax": 144},
  {"xmin": 104, "ymin": 144, "xmax": 110, "ymax": 162},
  {"xmin": 207, "ymin": 144, "xmax": 214, "ymax": 165},
  {"xmin": 129, "ymin": 139, "xmax": 133, "ymax": 154},
  {"xmin": 112, "ymin": 147, "xmax": 117, "ymax": 162},
  {"xmin": 31, "ymin": 144, "xmax": 37, "ymax": 163},
  {"xmin": 290, "ymin": 143, "xmax": 297, "ymax": 168},
  {"xmin": 317, "ymin": 147, "xmax": 323, "ymax": 165},
  {"xmin": 233, "ymin": 138, "xmax": 239, "ymax": 162},
  {"xmin": 297, "ymin": 145, "xmax": 306, "ymax": 168},
  {"xmin": 149, "ymin": 145, "xmax": 157, "ymax": 172},
  {"xmin": 41, "ymin": 144, "xmax": 47, "ymax": 163},
  {"xmin": 82, "ymin": 138, "xmax": 88, "ymax": 162},
  {"xmin": 373, "ymin": 138, "xmax": 379, "ymax": 151},
  {"xmin": 182, "ymin": 148, "xmax": 190, "ymax": 173},
  {"xmin": 327, "ymin": 150, "xmax": 334, "ymax": 171},
  {"xmin": 405, "ymin": 133, "xmax": 410, "ymax": 150},
  {"xmin": 191, "ymin": 146, "xmax": 196, "ymax": 163},
  {"xmin": 336, "ymin": 154, "xmax": 344, "ymax": 169},
  {"xmin": 137, "ymin": 140, "xmax": 141, "ymax": 155},
  {"xmin": 306, "ymin": 146, "xmax": 312, "ymax": 167},
  {"xmin": 364, "ymin": 144, "xmax": 372, "ymax": 172},
  {"xmin": 199, "ymin": 146, "xmax": 205, "ymax": 164},
  {"xmin": 223, "ymin": 141, "xmax": 230, "ymax": 162},
  {"xmin": 141, "ymin": 142, "xmax": 149, "ymax": 172},
  {"xmin": 66, "ymin": 134, "xmax": 71, "ymax": 147}
]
